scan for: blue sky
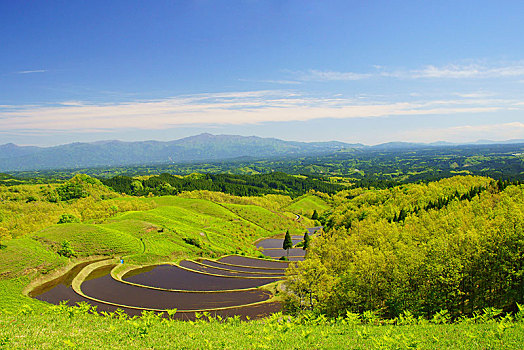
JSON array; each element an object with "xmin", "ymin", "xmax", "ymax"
[{"xmin": 1, "ymin": 0, "xmax": 523, "ymax": 146}]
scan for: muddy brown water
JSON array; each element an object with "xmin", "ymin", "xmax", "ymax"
[
  {"xmin": 34, "ymin": 266, "xmax": 281, "ymax": 319},
  {"xmin": 262, "ymin": 248, "xmax": 306, "ymax": 259},
  {"xmin": 218, "ymin": 255, "xmax": 290, "ymax": 268},
  {"xmin": 179, "ymin": 260, "xmax": 284, "ymax": 278},
  {"xmin": 82, "ymin": 266, "xmax": 272, "ymax": 310},
  {"xmin": 29, "ymin": 260, "xmax": 103, "ymax": 297},
  {"xmin": 123, "ymin": 264, "xmax": 280, "ymax": 290},
  {"xmin": 255, "ymin": 238, "xmax": 302, "ymax": 249},
  {"xmin": 197, "ymin": 259, "xmax": 287, "ymax": 274}
]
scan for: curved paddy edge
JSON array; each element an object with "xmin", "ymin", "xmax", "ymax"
[
  {"xmin": 23, "ymin": 255, "xmax": 112, "ymax": 297},
  {"xmin": 174, "ymin": 261, "xmax": 283, "ymax": 280},
  {"xmin": 221, "ymin": 254, "xmax": 291, "ymax": 265},
  {"xmin": 72, "ymin": 260, "xmax": 282, "ymax": 313},
  {"xmin": 191, "ymin": 260, "xmax": 285, "ymax": 276},
  {"xmin": 111, "ymin": 263, "xmax": 279, "ymax": 293}
]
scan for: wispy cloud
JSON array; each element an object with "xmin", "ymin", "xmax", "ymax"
[
  {"xmin": 296, "ymin": 69, "xmax": 371, "ymax": 81},
  {"xmin": 395, "ymin": 122, "xmax": 524, "ymax": 143},
  {"xmin": 409, "ymin": 63, "xmax": 524, "ymax": 79},
  {"xmin": 238, "ymin": 78, "xmax": 302, "ymax": 85},
  {"xmin": 0, "ymin": 90, "xmax": 516, "ymax": 133},
  {"xmin": 16, "ymin": 69, "xmax": 48, "ymax": 74},
  {"xmin": 294, "ymin": 61, "xmax": 524, "ymax": 82}
]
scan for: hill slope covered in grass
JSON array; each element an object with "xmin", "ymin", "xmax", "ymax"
[
  {"xmin": 1, "ymin": 306, "xmax": 523, "ymax": 349},
  {"xmin": 0, "ymin": 175, "xmax": 314, "ymax": 314},
  {"xmin": 284, "ymin": 193, "xmax": 331, "ymax": 218}
]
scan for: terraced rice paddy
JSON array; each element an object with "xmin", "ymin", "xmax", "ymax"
[
  {"xmin": 255, "ymin": 226, "xmax": 322, "ymax": 261},
  {"xmin": 123, "ymin": 264, "xmax": 280, "ymax": 290},
  {"xmin": 196, "ymin": 259, "xmax": 287, "ymax": 274},
  {"xmin": 30, "ymin": 227, "xmax": 321, "ymax": 319}
]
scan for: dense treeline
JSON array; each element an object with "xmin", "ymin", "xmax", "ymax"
[
  {"xmin": 102, "ymin": 172, "xmax": 344, "ymax": 197},
  {"xmin": 286, "ymin": 176, "xmax": 524, "ymax": 320}
]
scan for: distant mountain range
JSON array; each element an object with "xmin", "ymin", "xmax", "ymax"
[{"xmin": 0, "ymin": 133, "xmax": 522, "ymax": 171}]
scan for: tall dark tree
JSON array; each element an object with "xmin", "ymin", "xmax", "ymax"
[
  {"xmin": 311, "ymin": 209, "xmax": 319, "ymax": 220},
  {"xmin": 283, "ymin": 230, "xmax": 293, "ymax": 257},
  {"xmin": 303, "ymin": 231, "xmax": 310, "ymax": 251}
]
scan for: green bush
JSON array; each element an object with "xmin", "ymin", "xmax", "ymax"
[
  {"xmin": 182, "ymin": 237, "xmax": 202, "ymax": 248},
  {"xmin": 57, "ymin": 214, "xmax": 80, "ymax": 224},
  {"xmin": 56, "ymin": 183, "xmax": 87, "ymax": 201},
  {"xmin": 57, "ymin": 240, "xmax": 76, "ymax": 258}
]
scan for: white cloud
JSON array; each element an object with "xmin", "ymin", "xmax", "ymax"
[
  {"xmin": 0, "ymin": 90, "xmax": 516, "ymax": 133},
  {"xmin": 294, "ymin": 61, "xmax": 524, "ymax": 82},
  {"xmin": 16, "ymin": 69, "xmax": 47, "ymax": 74},
  {"xmin": 297, "ymin": 69, "xmax": 371, "ymax": 81},
  {"xmin": 395, "ymin": 122, "xmax": 524, "ymax": 143},
  {"xmin": 410, "ymin": 63, "xmax": 524, "ymax": 79}
]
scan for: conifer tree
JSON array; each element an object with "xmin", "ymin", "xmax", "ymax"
[
  {"xmin": 311, "ymin": 210, "xmax": 319, "ymax": 220},
  {"xmin": 283, "ymin": 230, "xmax": 293, "ymax": 256},
  {"xmin": 303, "ymin": 231, "xmax": 310, "ymax": 250}
]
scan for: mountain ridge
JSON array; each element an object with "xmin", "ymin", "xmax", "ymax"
[{"xmin": 0, "ymin": 133, "xmax": 523, "ymax": 172}]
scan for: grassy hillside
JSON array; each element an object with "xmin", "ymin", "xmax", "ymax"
[
  {"xmin": 0, "ymin": 179, "xmax": 313, "ymax": 313},
  {"xmin": 0, "ymin": 175, "xmax": 154, "ymax": 239},
  {"xmin": 285, "ymin": 193, "xmax": 331, "ymax": 217}
]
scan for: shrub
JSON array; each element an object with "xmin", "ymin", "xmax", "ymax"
[
  {"xmin": 57, "ymin": 214, "xmax": 80, "ymax": 224},
  {"xmin": 182, "ymin": 237, "xmax": 202, "ymax": 248},
  {"xmin": 56, "ymin": 183, "xmax": 87, "ymax": 201},
  {"xmin": 57, "ymin": 240, "xmax": 76, "ymax": 258}
]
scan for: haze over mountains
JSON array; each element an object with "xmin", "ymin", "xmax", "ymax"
[{"xmin": 0, "ymin": 133, "xmax": 523, "ymax": 172}]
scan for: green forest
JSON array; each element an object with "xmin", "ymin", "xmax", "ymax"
[{"xmin": 286, "ymin": 176, "xmax": 524, "ymax": 319}]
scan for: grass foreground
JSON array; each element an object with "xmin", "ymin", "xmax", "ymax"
[{"xmin": 1, "ymin": 306, "xmax": 523, "ymax": 349}]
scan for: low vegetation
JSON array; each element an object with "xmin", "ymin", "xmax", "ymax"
[{"xmin": 0, "ymin": 305, "xmax": 523, "ymax": 349}]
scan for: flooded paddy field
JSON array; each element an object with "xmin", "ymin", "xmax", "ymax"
[
  {"xmin": 197, "ymin": 259, "xmax": 287, "ymax": 274},
  {"xmin": 288, "ymin": 256, "xmax": 305, "ymax": 262},
  {"xmin": 218, "ymin": 255, "xmax": 290, "ymax": 268},
  {"xmin": 30, "ymin": 227, "xmax": 319, "ymax": 319},
  {"xmin": 255, "ymin": 238, "xmax": 301, "ymax": 249},
  {"xmin": 32, "ymin": 263, "xmax": 280, "ymax": 319},
  {"xmin": 179, "ymin": 260, "xmax": 284, "ymax": 278},
  {"xmin": 123, "ymin": 264, "xmax": 279, "ymax": 290},
  {"xmin": 261, "ymin": 248, "xmax": 306, "ymax": 259},
  {"xmin": 83, "ymin": 267, "xmax": 272, "ymax": 310}
]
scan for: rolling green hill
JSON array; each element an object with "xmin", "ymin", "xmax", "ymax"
[
  {"xmin": 284, "ymin": 194, "xmax": 331, "ymax": 218},
  {"xmin": 0, "ymin": 177, "xmax": 314, "ymax": 314}
]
